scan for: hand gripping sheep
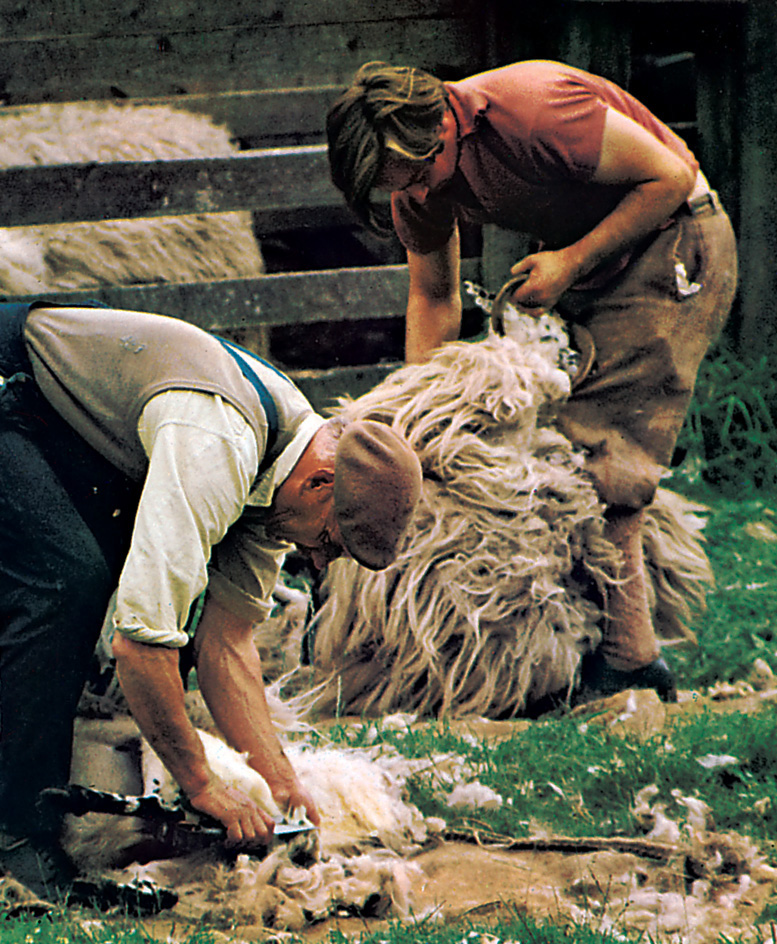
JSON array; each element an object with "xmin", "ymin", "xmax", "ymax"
[{"xmin": 40, "ymin": 784, "xmax": 314, "ymax": 859}]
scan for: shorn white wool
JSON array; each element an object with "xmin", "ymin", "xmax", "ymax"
[
  {"xmin": 143, "ymin": 729, "xmax": 284, "ymax": 822},
  {"xmin": 0, "ymin": 100, "xmax": 264, "ymax": 293},
  {"xmin": 60, "ymin": 716, "xmax": 443, "ymax": 927},
  {"xmin": 310, "ymin": 295, "xmax": 712, "ymax": 718},
  {"xmin": 140, "ymin": 730, "xmax": 433, "ymax": 859}
]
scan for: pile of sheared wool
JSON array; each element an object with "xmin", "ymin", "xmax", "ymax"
[
  {"xmin": 562, "ymin": 782, "xmax": 777, "ymax": 944},
  {"xmin": 125, "ymin": 736, "xmax": 449, "ymax": 928},
  {"xmin": 309, "ymin": 295, "xmax": 711, "ymax": 719},
  {"xmin": 60, "ymin": 707, "xmax": 453, "ymax": 929},
  {"xmin": 0, "ymin": 100, "xmax": 264, "ymax": 293}
]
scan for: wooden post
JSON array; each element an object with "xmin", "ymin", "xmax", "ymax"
[{"xmin": 737, "ymin": 0, "xmax": 777, "ymax": 357}]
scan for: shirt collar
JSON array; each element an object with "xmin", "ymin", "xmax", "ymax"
[
  {"xmin": 247, "ymin": 412, "xmax": 326, "ymax": 507},
  {"xmin": 446, "ymin": 81, "xmax": 489, "ymax": 140}
]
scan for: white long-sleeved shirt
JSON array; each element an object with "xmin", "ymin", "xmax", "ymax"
[{"xmin": 112, "ymin": 388, "xmax": 324, "ymax": 647}]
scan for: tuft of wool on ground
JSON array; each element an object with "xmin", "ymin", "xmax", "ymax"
[
  {"xmin": 0, "ymin": 101, "xmax": 264, "ymax": 293},
  {"xmin": 555, "ymin": 783, "xmax": 777, "ymax": 944},
  {"xmin": 308, "ymin": 292, "xmax": 711, "ymax": 719},
  {"xmin": 55, "ymin": 703, "xmax": 777, "ymax": 940}
]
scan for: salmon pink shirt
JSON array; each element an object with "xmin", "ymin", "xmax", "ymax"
[{"xmin": 391, "ymin": 60, "xmax": 698, "ymax": 263}]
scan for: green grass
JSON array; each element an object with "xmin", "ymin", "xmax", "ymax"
[
  {"xmin": 0, "ymin": 914, "xmax": 652, "ymax": 944},
  {"xmin": 323, "ymin": 705, "xmax": 777, "ymax": 852},
  {"xmin": 672, "ymin": 342, "xmax": 777, "ymax": 494},
  {"xmin": 0, "ymin": 917, "xmax": 210, "ymax": 943},
  {"xmin": 667, "ymin": 488, "xmax": 777, "ymax": 690},
  {"xmin": 326, "ymin": 918, "xmax": 649, "ymax": 944}
]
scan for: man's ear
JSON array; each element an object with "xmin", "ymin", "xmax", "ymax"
[{"xmin": 304, "ymin": 467, "xmax": 335, "ymax": 493}]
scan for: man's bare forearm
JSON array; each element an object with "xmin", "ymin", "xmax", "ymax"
[
  {"xmin": 405, "ymin": 229, "xmax": 462, "ymax": 364},
  {"xmin": 112, "ymin": 633, "xmax": 211, "ymax": 796},
  {"xmin": 564, "ymin": 176, "xmax": 695, "ymax": 281},
  {"xmin": 192, "ymin": 595, "xmax": 317, "ymax": 821},
  {"xmin": 405, "ymin": 294, "xmax": 462, "ymax": 364}
]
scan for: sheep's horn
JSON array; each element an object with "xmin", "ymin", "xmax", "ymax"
[
  {"xmin": 489, "ymin": 274, "xmax": 531, "ymax": 336},
  {"xmin": 489, "ymin": 275, "xmax": 597, "ymax": 390}
]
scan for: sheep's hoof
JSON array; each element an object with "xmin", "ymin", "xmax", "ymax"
[{"xmin": 575, "ymin": 651, "xmax": 677, "ymax": 705}]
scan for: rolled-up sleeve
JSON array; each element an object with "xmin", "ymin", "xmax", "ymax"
[{"xmin": 113, "ymin": 390, "xmax": 259, "ymax": 647}]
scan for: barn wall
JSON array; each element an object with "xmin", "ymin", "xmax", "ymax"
[
  {"xmin": 0, "ymin": 0, "xmax": 491, "ymax": 103},
  {"xmin": 737, "ymin": 0, "xmax": 777, "ymax": 355},
  {"xmin": 0, "ymin": 0, "xmax": 771, "ymax": 383},
  {"xmin": 0, "ymin": 0, "xmax": 496, "ymax": 408}
]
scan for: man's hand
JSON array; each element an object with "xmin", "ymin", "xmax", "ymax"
[
  {"xmin": 510, "ymin": 247, "xmax": 582, "ymax": 312},
  {"xmin": 188, "ymin": 778, "xmax": 277, "ymax": 845},
  {"xmin": 272, "ymin": 778, "xmax": 321, "ymax": 827}
]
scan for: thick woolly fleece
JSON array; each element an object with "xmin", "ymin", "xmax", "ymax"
[{"xmin": 310, "ymin": 320, "xmax": 712, "ymax": 719}]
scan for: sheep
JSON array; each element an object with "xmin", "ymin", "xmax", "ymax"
[
  {"xmin": 0, "ymin": 100, "xmax": 264, "ymax": 295},
  {"xmin": 307, "ymin": 290, "xmax": 712, "ymax": 719},
  {"xmin": 58, "ymin": 702, "xmax": 442, "ymax": 927}
]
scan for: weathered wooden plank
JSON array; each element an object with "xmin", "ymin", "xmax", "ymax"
[
  {"xmin": 0, "ymin": 18, "xmax": 484, "ymax": 103},
  {"xmin": 737, "ymin": 0, "xmax": 777, "ymax": 355},
  {"xmin": 0, "ymin": 0, "xmax": 476, "ymax": 38},
  {"xmin": 289, "ymin": 362, "xmax": 402, "ymax": 413},
  {"xmin": 134, "ymin": 87, "xmax": 336, "ymax": 145},
  {"xmin": 0, "ymin": 86, "xmax": 341, "ymax": 145},
  {"xmin": 3, "ymin": 260, "xmax": 481, "ymax": 331},
  {"xmin": 0, "ymin": 146, "xmax": 342, "ymax": 227},
  {"xmin": 569, "ymin": 0, "xmax": 745, "ymax": 3}
]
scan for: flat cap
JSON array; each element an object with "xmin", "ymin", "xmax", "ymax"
[{"xmin": 334, "ymin": 420, "xmax": 422, "ymax": 570}]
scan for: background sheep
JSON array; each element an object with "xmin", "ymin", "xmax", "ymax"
[{"xmin": 0, "ymin": 100, "xmax": 264, "ymax": 295}]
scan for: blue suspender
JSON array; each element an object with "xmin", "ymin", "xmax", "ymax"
[{"xmin": 216, "ymin": 337, "xmax": 282, "ymax": 474}]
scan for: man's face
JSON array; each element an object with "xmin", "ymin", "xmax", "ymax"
[
  {"xmin": 264, "ymin": 492, "xmax": 347, "ymax": 571},
  {"xmin": 374, "ymin": 107, "xmax": 458, "ymax": 203}
]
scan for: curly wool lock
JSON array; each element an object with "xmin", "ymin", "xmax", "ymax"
[{"xmin": 310, "ymin": 324, "xmax": 711, "ymax": 719}]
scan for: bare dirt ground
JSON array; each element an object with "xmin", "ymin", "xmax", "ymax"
[{"xmin": 138, "ymin": 685, "xmax": 777, "ymax": 944}]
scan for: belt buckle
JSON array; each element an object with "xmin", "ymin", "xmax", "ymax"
[{"xmin": 686, "ymin": 191, "xmax": 716, "ymax": 216}]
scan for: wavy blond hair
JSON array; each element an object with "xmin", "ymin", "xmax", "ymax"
[{"xmin": 326, "ymin": 61, "xmax": 447, "ymax": 234}]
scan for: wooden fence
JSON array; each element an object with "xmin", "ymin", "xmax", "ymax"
[
  {"xmin": 1, "ymin": 0, "xmax": 772, "ymax": 401},
  {"xmin": 0, "ymin": 119, "xmax": 482, "ymax": 408},
  {"xmin": 0, "ymin": 0, "xmax": 490, "ymax": 411}
]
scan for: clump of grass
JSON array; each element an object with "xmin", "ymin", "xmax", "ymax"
[
  {"xmin": 326, "ymin": 916, "xmax": 648, "ymax": 944},
  {"xmin": 329, "ymin": 708, "xmax": 777, "ymax": 852},
  {"xmin": 672, "ymin": 343, "xmax": 777, "ymax": 494},
  {"xmin": 0, "ymin": 915, "xmax": 234, "ymax": 944},
  {"xmin": 0, "ymin": 918, "xmax": 649, "ymax": 944},
  {"xmin": 669, "ymin": 490, "xmax": 777, "ymax": 689}
]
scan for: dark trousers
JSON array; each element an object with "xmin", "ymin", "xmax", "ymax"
[{"xmin": 0, "ymin": 304, "xmax": 140, "ymax": 838}]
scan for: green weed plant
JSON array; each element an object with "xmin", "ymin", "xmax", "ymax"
[{"xmin": 672, "ymin": 343, "xmax": 777, "ymax": 494}]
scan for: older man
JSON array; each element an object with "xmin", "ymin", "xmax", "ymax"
[
  {"xmin": 327, "ymin": 59, "xmax": 737, "ymax": 705},
  {"xmin": 0, "ymin": 300, "xmax": 422, "ymax": 905}
]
